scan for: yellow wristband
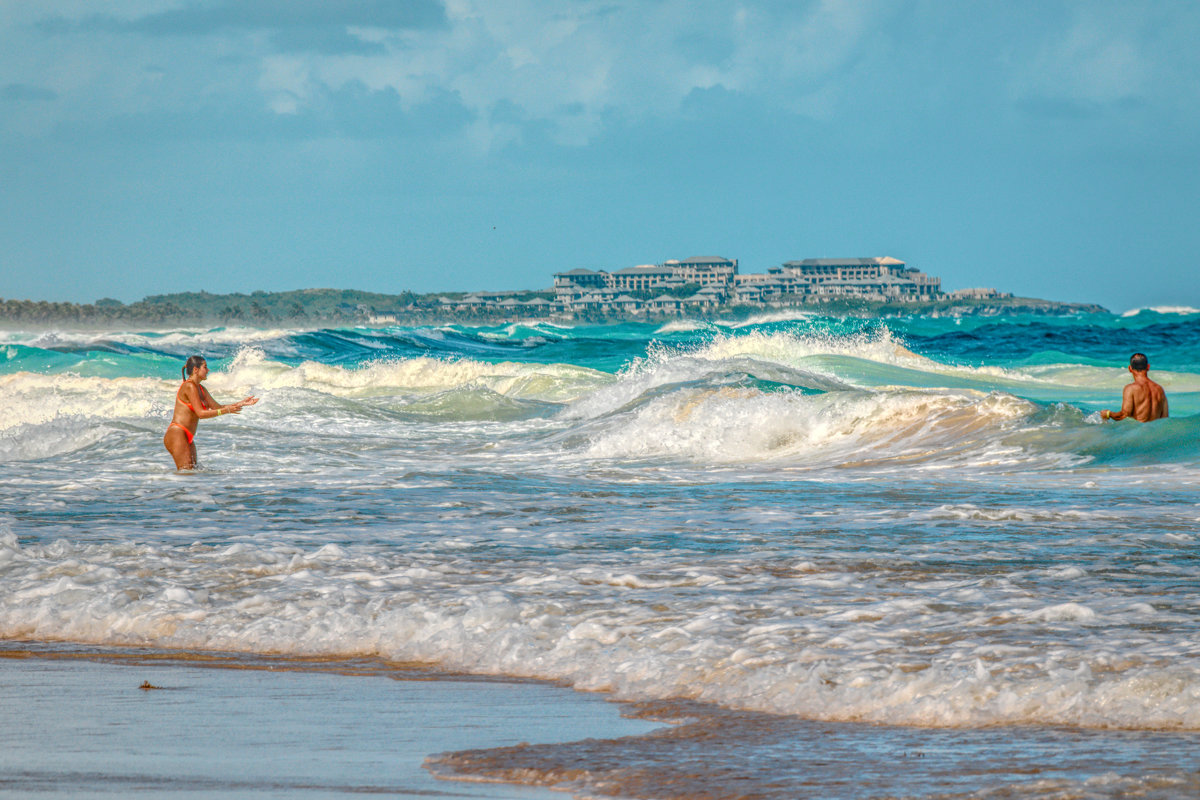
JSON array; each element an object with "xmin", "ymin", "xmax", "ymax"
[{"xmin": 218, "ymin": 408, "xmax": 224, "ymax": 416}]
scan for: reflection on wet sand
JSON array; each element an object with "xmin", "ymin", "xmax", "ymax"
[{"xmin": 430, "ymin": 699, "xmax": 1200, "ymax": 800}]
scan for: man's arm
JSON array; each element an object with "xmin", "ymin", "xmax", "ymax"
[{"xmin": 1103, "ymin": 384, "xmax": 1137, "ymax": 421}]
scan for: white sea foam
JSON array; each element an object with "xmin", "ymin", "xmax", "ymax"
[
  {"xmin": 580, "ymin": 386, "xmax": 1038, "ymax": 468},
  {"xmin": 0, "ymin": 372, "xmax": 167, "ymax": 434},
  {"xmin": 1121, "ymin": 305, "xmax": 1200, "ymax": 317},
  {"xmin": 217, "ymin": 348, "xmax": 607, "ymax": 403},
  {"xmin": 656, "ymin": 329, "xmax": 1047, "ymax": 390},
  {"xmin": 910, "ymin": 504, "xmax": 1122, "ymax": 524},
  {"xmin": 654, "ymin": 309, "xmax": 816, "ymax": 331},
  {"xmin": 561, "ymin": 330, "xmax": 917, "ymax": 421},
  {"xmin": 729, "ymin": 310, "xmax": 815, "ymax": 327},
  {"xmin": 0, "ymin": 422, "xmax": 113, "ymax": 461},
  {"xmin": 2, "ymin": 531, "xmax": 1198, "ymax": 730},
  {"xmin": 653, "ymin": 319, "xmax": 712, "ymax": 334},
  {"xmin": 691, "ymin": 328, "xmax": 927, "ymax": 369},
  {"xmin": 0, "ymin": 350, "xmax": 611, "ymax": 438},
  {"xmin": 0, "ymin": 326, "xmax": 298, "ymax": 349}
]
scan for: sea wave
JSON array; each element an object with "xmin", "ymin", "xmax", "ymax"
[
  {"xmin": 730, "ymin": 310, "xmax": 817, "ymax": 327},
  {"xmin": 6, "ymin": 335, "xmax": 1198, "ymax": 467},
  {"xmin": 0, "ymin": 372, "xmax": 167, "ymax": 435},
  {"xmin": 2, "ymin": 528, "xmax": 1198, "ymax": 730},
  {"xmin": 652, "ymin": 319, "xmax": 714, "ymax": 335},
  {"xmin": 1121, "ymin": 305, "xmax": 1200, "ymax": 317},
  {"xmin": 5, "ymin": 316, "xmax": 1200, "ymax": 737},
  {"xmin": 0, "ymin": 326, "xmax": 299, "ymax": 352},
  {"xmin": 575, "ymin": 386, "xmax": 1040, "ymax": 469},
  {"xmin": 217, "ymin": 348, "xmax": 608, "ymax": 402}
]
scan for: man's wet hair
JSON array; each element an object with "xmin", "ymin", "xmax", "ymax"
[{"xmin": 1130, "ymin": 353, "xmax": 1149, "ymax": 371}]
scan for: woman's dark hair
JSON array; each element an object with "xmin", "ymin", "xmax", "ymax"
[{"xmin": 183, "ymin": 355, "xmax": 207, "ymax": 380}]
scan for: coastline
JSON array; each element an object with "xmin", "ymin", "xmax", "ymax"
[
  {"xmin": 0, "ymin": 643, "xmax": 659, "ymax": 800},
  {"xmin": 8, "ymin": 644, "xmax": 1198, "ymax": 800},
  {"xmin": 0, "ymin": 291, "xmax": 1109, "ymax": 332}
]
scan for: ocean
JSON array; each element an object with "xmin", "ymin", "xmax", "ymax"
[{"xmin": 2, "ymin": 308, "xmax": 1199, "ymax": 798}]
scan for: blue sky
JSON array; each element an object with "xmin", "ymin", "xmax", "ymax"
[{"xmin": 2, "ymin": 0, "xmax": 1198, "ymax": 312}]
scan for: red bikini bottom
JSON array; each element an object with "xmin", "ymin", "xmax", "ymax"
[{"xmin": 168, "ymin": 422, "xmax": 195, "ymax": 445}]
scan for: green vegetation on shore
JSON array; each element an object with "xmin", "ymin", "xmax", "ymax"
[
  {"xmin": 0, "ymin": 289, "xmax": 442, "ymax": 327},
  {"xmin": 0, "ymin": 288, "xmax": 1107, "ymax": 329}
]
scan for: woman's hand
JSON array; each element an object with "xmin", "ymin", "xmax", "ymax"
[{"xmin": 224, "ymin": 396, "xmax": 258, "ymax": 415}]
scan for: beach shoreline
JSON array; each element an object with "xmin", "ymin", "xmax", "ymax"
[
  {"xmin": 0, "ymin": 643, "xmax": 659, "ymax": 800},
  {"xmin": 0, "ymin": 290, "xmax": 1109, "ymax": 332},
  {"xmin": 5, "ymin": 643, "xmax": 1199, "ymax": 800}
]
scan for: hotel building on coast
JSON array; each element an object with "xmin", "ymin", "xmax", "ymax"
[
  {"xmin": 551, "ymin": 256, "xmax": 946, "ymax": 314},
  {"xmin": 437, "ymin": 255, "xmax": 1006, "ymax": 316}
]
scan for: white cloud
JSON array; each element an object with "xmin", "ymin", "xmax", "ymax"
[
  {"xmin": 4, "ymin": 1, "xmax": 1197, "ymax": 147},
  {"xmin": 258, "ymin": 55, "xmax": 308, "ymax": 114},
  {"xmin": 0, "ymin": 1, "xmax": 966, "ymax": 145},
  {"xmin": 268, "ymin": 0, "xmax": 898, "ymax": 147},
  {"xmin": 1016, "ymin": 9, "xmax": 1150, "ymax": 108},
  {"xmin": 0, "ymin": 1, "xmax": 261, "ymax": 137}
]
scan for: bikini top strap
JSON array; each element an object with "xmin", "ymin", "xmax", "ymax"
[{"xmin": 178, "ymin": 381, "xmax": 199, "ymax": 412}]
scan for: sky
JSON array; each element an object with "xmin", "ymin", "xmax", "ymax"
[{"xmin": 1, "ymin": 0, "xmax": 1198, "ymax": 312}]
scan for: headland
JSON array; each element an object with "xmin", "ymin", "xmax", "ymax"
[{"xmin": 1, "ymin": 254, "xmax": 1105, "ymax": 328}]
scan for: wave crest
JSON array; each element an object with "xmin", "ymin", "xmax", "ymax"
[{"xmin": 579, "ymin": 386, "xmax": 1038, "ymax": 468}]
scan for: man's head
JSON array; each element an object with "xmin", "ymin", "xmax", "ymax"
[{"xmin": 1129, "ymin": 353, "xmax": 1149, "ymax": 373}]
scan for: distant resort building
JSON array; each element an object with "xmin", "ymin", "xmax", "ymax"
[
  {"xmin": 548, "ymin": 255, "xmax": 940, "ymax": 314},
  {"xmin": 946, "ymin": 287, "xmax": 1011, "ymax": 300},
  {"xmin": 769, "ymin": 257, "xmax": 941, "ymax": 300},
  {"xmin": 438, "ymin": 254, "xmax": 996, "ymax": 316},
  {"xmin": 607, "ymin": 264, "xmax": 677, "ymax": 293},
  {"xmin": 661, "ymin": 257, "xmax": 738, "ymax": 287}
]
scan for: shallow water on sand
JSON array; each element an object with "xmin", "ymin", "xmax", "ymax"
[
  {"xmin": 2, "ymin": 311, "xmax": 1200, "ymax": 797},
  {"xmin": 0, "ymin": 647, "xmax": 656, "ymax": 799}
]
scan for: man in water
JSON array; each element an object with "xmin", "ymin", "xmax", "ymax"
[{"xmin": 1101, "ymin": 353, "xmax": 1168, "ymax": 422}]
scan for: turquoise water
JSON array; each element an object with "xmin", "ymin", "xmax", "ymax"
[{"xmin": 2, "ymin": 309, "xmax": 1199, "ymax": 798}]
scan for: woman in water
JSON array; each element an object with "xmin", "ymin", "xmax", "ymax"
[{"xmin": 163, "ymin": 355, "xmax": 258, "ymax": 470}]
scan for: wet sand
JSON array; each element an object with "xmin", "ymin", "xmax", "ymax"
[
  {"xmin": 432, "ymin": 699, "xmax": 1200, "ymax": 800},
  {"xmin": 0, "ymin": 647, "xmax": 658, "ymax": 799}
]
